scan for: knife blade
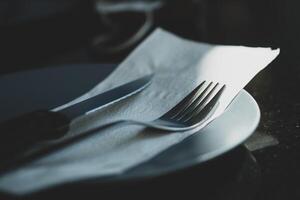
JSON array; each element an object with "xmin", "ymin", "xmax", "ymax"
[
  {"xmin": 54, "ymin": 74, "xmax": 153, "ymax": 119},
  {"xmin": 0, "ymin": 74, "xmax": 153, "ymax": 160}
]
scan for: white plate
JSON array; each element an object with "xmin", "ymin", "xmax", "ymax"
[
  {"xmin": 0, "ymin": 65, "xmax": 260, "ymax": 192},
  {"xmin": 86, "ymin": 89, "xmax": 260, "ymax": 182}
]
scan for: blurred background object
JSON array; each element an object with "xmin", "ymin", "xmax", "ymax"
[
  {"xmin": 91, "ymin": 0, "xmax": 163, "ymax": 57},
  {"xmin": 0, "ymin": 0, "xmax": 299, "ymax": 73},
  {"xmin": 0, "ymin": 0, "xmax": 282, "ymax": 72}
]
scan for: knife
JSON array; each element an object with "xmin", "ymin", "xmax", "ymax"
[{"xmin": 0, "ymin": 74, "xmax": 153, "ymax": 160}]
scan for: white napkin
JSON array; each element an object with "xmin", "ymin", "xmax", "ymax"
[{"xmin": 0, "ymin": 28, "xmax": 279, "ymax": 195}]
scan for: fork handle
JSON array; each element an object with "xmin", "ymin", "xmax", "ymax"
[{"xmin": 0, "ymin": 110, "xmax": 70, "ymax": 161}]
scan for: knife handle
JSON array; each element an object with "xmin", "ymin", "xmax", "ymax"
[{"xmin": 0, "ymin": 110, "xmax": 70, "ymax": 161}]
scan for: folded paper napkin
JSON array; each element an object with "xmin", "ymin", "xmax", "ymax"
[{"xmin": 0, "ymin": 29, "xmax": 279, "ymax": 195}]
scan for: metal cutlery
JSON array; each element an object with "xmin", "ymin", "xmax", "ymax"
[
  {"xmin": 0, "ymin": 74, "xmax": 153, "ymax": 161},
  {"xmin": 0, "ymin": 80, "xmax": 225, "ymax": 174}
]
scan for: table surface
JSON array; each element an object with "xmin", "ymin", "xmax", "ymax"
[{"xmin": 246, "ymin": 55, "xmax": 300, "ymax": 200}]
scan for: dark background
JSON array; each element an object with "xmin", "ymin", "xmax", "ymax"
[{"xmin": 0, "ymin": 0, "xmax": 299, "ymax": 199}]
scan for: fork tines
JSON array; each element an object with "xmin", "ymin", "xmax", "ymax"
[{"xmin": 166, "ymin": 81, "xmax": 226, "ymax": 123}]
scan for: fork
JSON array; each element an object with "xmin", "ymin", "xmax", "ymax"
[
  {"xmin": 114, "ymin": 80, "xmax": 226, "ymax": 131},
  {"xmin": 0, "ymin": 81, "xmax": 225, "ymax": 173}
]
